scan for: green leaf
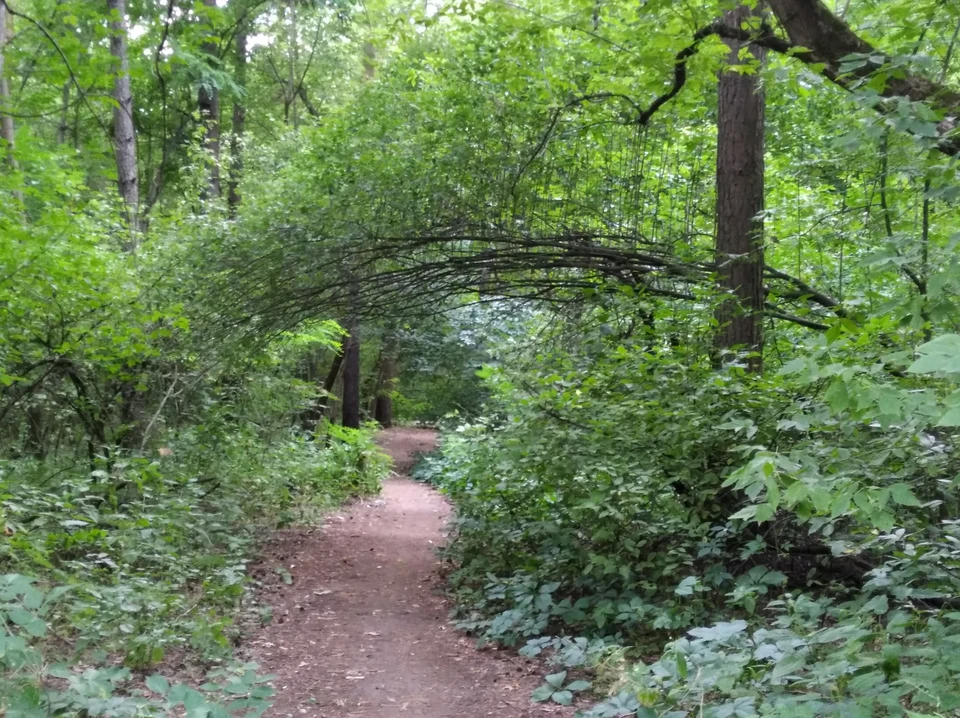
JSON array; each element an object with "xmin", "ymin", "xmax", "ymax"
[
  {"xmin": 674, "ymin": 576, "xmax": 699, "ymax": 596},
  {"xmin": 7, "ymin": 608, "xmax": 46, "ymax": 637},
  {"xmin": 907, "ymin": 335, "xmax": 960, "ymax": 374},
  {"xmin": 825, "ymin": 380, "xmax": 850, "ymax": 413},
  {"xmin": 754, "ymin": 504, "xmax": 775, "ymax": 523},
  {"xmin": 551, "ymin": 690, "xmax": 574, "ymax": 705},
  {"xmin": 771, "ymin": 651, "xmax": 806, "ymax": 679},
  {"xmin": 784, "ymin": 480, "xmax": 808, "ymax": 505},
  {"xmin": 730, "ymin": 505, "xmax": 758, "ymax": 521},
  {"xmin": 566, "ymin": 680, "xmax": 592, "ymax": 692},
  {"xmin": 890, "ymin": 483, "xmax": 922, "ymax": 507},
  {"xmin": 531, "ymin": 685, "xmax": 554, "ymax": 702},
  {"xmin": 778, "ymin": 358, "xmax": 808, "ymax": 375},
  {"xmin": 544, "ymin": 671, "xmax": 567, "ymax": 688},
  {"xmin": 937, "ymin": 407, "xmax": 960, "ymax": 426},
  {"xmin": 146, "ymin": 675, "xmax": 171, "ymax": 695},
  {"xmin": 864, "ymin": 594, "xmax": 889, "ymax": 614}
]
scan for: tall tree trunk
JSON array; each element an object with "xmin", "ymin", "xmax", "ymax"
[
  {"xmin": 341, "ymin": 325, "xmax": 361, "ymax": 430},
  {"xmin": 227, "ymin": 29, "xmax": 246, "ymax": 215},
  {"xmin": 0, "ymin": 3, "xmax": 14, "ymax": 159},
  {"xmin": 106, "ymin": 0, "xmax": 140, "ymax": 239},
  {"xmin": 25, "ymin": 404, "xmax": 47, "ymax": 460},
  {"xmin": 287, "ymin": 0, "xmax": 299, "ymax": 129},
  {"xmin": 198, "ymin": 0, "xmax": 221, "ymax": 199},
  {"xmin": 0, "ymin": 2, "xmax": 23, "ymax": 207},
  {"xmin": 372, "ymin": 354, "xmax": 395, "ymax": 428},
  {"xmin": 714, "ymin": 4, "xmax": 765, "ymax": 372}
]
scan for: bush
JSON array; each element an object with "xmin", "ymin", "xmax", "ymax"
[
  {"xmin": 0, "ymin": 395, "xmax": 389, "ymax": 714},
  {"xmin": 426, "ymin": 327, "xmax": 960, "ymax": 716}
]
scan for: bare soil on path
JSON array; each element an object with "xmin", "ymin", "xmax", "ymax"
[{"xmin": 251, "ymin": 428, "xmax": 570, "ymax": 718}]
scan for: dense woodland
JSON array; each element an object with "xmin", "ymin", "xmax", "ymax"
[{"xmin": 2, "ymin": 0, "xmax": 960, "ymax": 715}]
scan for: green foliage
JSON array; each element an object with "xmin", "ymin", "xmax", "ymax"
[
  {"xmin": 1, "ymin": 574, "xmax": 275, "ymax": 717},
  {"xmin": 423, "ymin": 310, "xmax": 960, "ymax": 716},
  {"xmin": 0, "ymin": 357, "xmax": 388, "ymax": 708},
  {"xmin": 5, "ymin": 0, "xmax": 960, "ymax": 715},
  {"xmin": 531, "ymin": 670, "xmax": 593, "ymax": 706}
]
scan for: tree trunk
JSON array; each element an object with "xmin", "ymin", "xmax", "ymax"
[
  {"xmin": 714, "ymin": 4, "xmax": 765, "ymax": 372},
  {"xmin": 57, "ymin": 81, "xmax": 70, "ymax": 144},
  {"xmin": 287, "ymin": 0, "xmax": 299, "ymax": 129},
  {"xmin": 0, "ymin": 2, "xmax": 22, "ymax": 205},
  {"xmin": 296, "ymin": 85, "xmax": 320, "ymax": 117},
  {"xmin": 227, "ymin": 29, "xmax": 246, "ymax": 215},
  {"xmin": 106, "ymin": 0, "xmax": 140, "ymax": 238},
  {"xmin": 341, "ymin": 326, "xmax": 361, "ymax": 430},
  {"xmin": 372, "ymin": 354, "xmax": 395, "ymax": 428},
  {"xmin": 25, "ymin": 404, "xmax": 46, "ymax": 460},
  {"xmin": 300, "ymin": 348, "xmax": 344, "ymax": 432},
  {"xmin": 0, "ymin": 3, "xmax": 14, "ymax": 155},
  {"xmin": 362, "ymin": 41, "xmax": 376, "ymax": 80},
  {"xmin": 198, "ymin": 0, "xmax": 221, "ymax": 199}
]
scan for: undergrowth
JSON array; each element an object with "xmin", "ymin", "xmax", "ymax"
[
  {"xmin": 418, "ymin": 325, "xmax": 960, "ymax": 717},
  {"xmin": 1, "ymin": 386, "xmax": 388, "ymax": 716}
]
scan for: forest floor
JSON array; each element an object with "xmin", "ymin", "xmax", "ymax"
[{"xmin": 249, "ymin": 427, "xmax": 572, "ymax": 718}]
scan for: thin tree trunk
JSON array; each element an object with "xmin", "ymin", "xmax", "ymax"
[
  {"xmin": 287, "ymin": 0, "xmax": 299, "ymax": 129},
  {"xmin": 0, "ymin": 2, "xmax": 23, "ymax": 206},
  {"xmin": 341, "ymin": 325, "xmax": 361, "ymax": 430},
  {"xmin": 296, "ymin": 84, "xmax": 320, "ymax": 117},
  {"xmin": 300, "ymin": 348, "xmax": 344, "ymax": 432},
  {"xmin": 0, "ymin": 3, "xmax": 14, "ymax": 158},
  {"xmin": 57, "ymin": 81, "xmax": 70, "ymax": 144},
  {"xmin": 198, "ymin": 0, "xmax": 221, "ymax": 199},
  {"xmin": 362, "ymin": 41, "xmax": 376, "ymax": 80},
  {"xmin": 227, "ymin": 29, "xmax": 246, "ymax": 215},
  {"xmin": 106, "ymin": 0, "xmax": 140, "ymax": 239},
  {"xmin": 72, "ymin": 94, "xmax": 80, "ymax": 149},
  {"xmin": 714, "ymin": 4, "xmax": 765, "ymax": 372}
]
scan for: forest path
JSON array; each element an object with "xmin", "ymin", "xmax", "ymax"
[{"xmin": 251, "ymin": 427, "xmax": 568, "ymax": 718}]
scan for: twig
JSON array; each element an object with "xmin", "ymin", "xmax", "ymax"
[{"xmin": 138, "ymin": 368, "xmax": 179, "ymax": 452}]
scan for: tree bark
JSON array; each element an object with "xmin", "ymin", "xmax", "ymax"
[
  {"xmin": 57, "ymin": 81, "xmax": 70, "ymax": 144},
  {"xmin": 106, "ymin": 0, "xmax": 140, "ymax": 238},
  {"xmin": 227, "ymin": 28, "xmax": 246, "ymax": 215},
  {"xmin": 296, "ymin": 84, "xmax": 320, "ymax": 117},
  {"xmin": 0, "ymin": 3, "xmax": 20, "ymax": 183},
  {"xmin": 372, "ymin": 354, "xmax": 395, "ymax": 428},
  {"xmin": 287, "ymin": 0, "xmax": 299, "ymax": 129},
  {"xmin": 341, "ymin": 326, "xmax": 361, "ymax": 430},
  {"xmin": 714, "ymin": 4, "xmax": 765, "ymax": 372},
  {"xmin": 198, "ymin": 0, "xmax": 221, "ymax": 199}
]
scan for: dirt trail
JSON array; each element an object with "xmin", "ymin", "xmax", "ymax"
[{"xmin": 251, "ymin": 428, "xmax": 569, "ymax": 718}]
